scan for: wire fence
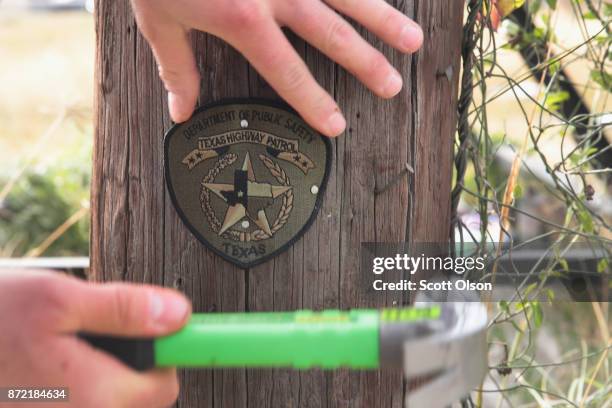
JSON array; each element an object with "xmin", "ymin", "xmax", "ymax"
[{"xmin": 455, "ymin": 1, "xmax": 610, "ymax": 406}]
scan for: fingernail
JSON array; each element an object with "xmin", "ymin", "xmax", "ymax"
[
  {"xmin": 326, "ymin": 112, "xmax": 346, "ymax": 137},
  {"xmin": 400, "ymin": 23, "xmax": 424, "ymax": 52},
  {"xmin": 150, "ymin": 292, "xmax": 190, "ymax": 329},
  {"xmin": 383, "ymin": 70, "xmax": 403, "ymax": 97}
]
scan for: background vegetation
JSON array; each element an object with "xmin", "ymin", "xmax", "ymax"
[
  {"xmin": 457, "ymin": 0, "xmax": 611, "ymax": 406},
  {"xmin": 0, "ymin": 7, "xmax": 92, "ymax": 256}
]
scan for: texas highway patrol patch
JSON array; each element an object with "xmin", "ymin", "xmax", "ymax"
[{"xmin": 164, "ymin": 99, "xmax": 332, "ymax": 269}]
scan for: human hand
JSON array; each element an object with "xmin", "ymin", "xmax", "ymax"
[
  {"xmin": 0, "ymin": 270, "xmax": 191, "ymax": 408},
  {"xmin": 130, "ymin": 0, "xmax": 424, "ymax": 137}
]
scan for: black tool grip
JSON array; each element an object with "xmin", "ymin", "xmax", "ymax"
[{"xmin": 79, "ymin": 334, "xmax": 156, "ymax": 371}]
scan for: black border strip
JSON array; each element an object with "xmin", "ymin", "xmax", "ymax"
[{"xmin": 163, "ymin": 98, "xmax": 333, "ymax": 269}]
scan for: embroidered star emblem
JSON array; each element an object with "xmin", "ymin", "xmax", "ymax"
[{"xmin": 202, "ymin": 153, "xmax": 292, "ymax": 237}]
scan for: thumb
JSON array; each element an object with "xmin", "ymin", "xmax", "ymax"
[
  {"xmin": 133, "ymin": 7, "xmax": 200, "ymax": 122},
  {"xmin": 61, "ymin": 279, "xmax": 192, "ymax": 337}
]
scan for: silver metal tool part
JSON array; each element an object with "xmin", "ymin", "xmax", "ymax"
[
  {"xmin": 403, "ymin": 302, "xmax": 488, "ymax": 407},
  {"xmin": 379, "ymin": 306, "xmax": 449, "ymax": 368}
]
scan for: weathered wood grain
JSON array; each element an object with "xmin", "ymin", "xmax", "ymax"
[{"xmin": 91, "ymin": 1, "xmax": 464, "ymax": 407}]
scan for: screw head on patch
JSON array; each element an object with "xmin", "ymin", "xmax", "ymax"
[
  {"xmin": 241, "ymin": 220, "xmax": 250, "ymax": 229},
  {"xmin": 240, "ymin": 119, "xmax": 249, "ymax": 128},
  {"xmin": 311, "ymin": 185, "xmax": 319, "ymax": 194}
]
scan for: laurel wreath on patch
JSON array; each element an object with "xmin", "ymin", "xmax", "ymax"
[
  {"xmin": 199, "ymin": 153, "xmax": 293, "ymax": 242},
  {"xmin": 200, "ymin": 153, "xmax": 240, "ymax": 240}
]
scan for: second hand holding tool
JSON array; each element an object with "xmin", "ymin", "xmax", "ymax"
[{"xmin": 82, "ymin": 303, "xmax": 488, "ymax": 407}]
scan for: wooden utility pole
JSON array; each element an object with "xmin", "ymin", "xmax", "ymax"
[{"xmin": 91, "ymin": 1, "xmax": 464, "ymax": 406}]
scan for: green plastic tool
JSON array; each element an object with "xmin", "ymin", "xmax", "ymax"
[{"xmin": 81, "ymin": 303, "xmax": 488, "ymax": 407}]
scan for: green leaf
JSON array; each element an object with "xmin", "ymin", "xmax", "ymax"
[
  {"xmin": 499, "ymin": 300, "xmax": 511, "ymax": 315},
  {"xmin": 548, "ymin": 60, "xmax": 561, "ymax": 75},
  {"xmin": 569, "ymin": 151, "xmax": 582, "ymax": 165},
  {"xmin": 513, "ymin": 183, "xmax": 523, "ymax": 199},
  {"xmin": 577, "ymin": 210, "xmax": 594, "ymax": 233},
  {"xmin": 529, "ymin": 0, "xmax": 542, "ymax": 14},
  {"xmin": 523, "ymin": 282, "xmax": 538, "ymax": 297},
  {"xmin": 597, "ymin": 258, "xmax": 609, "ymax": 273},
  {"xmin": 591, "ymin": 70, "xmax": 612, "ymax": 93},
  {"xmin": 544, "ymin": 90, "xmax": 570, "ymax": 111},
  {"xmin": 546, "ymin": 0, "xmax": 557, "ymax": 9},
  {"xmin": 530, "ymin": 302, "xmax": 543, "ymax": 328}
]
